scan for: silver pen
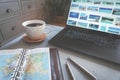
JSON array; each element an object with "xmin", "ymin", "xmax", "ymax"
[
  {"xmin": 68, "ymin": 57, "xmax": 96, "ymax": 80},
  {"xmin": 66, "ymin": 61, "xmax": 76, "ymax": 80}
]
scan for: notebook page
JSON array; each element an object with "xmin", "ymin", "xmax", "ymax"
[{"xmin": 23, "ymin": 47, "xmax": 51, "ymax": 80}]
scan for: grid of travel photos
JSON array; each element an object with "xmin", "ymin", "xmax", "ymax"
[{"xmin": 67, "ymin": 0, "xmax": 120, "ymax": 35}]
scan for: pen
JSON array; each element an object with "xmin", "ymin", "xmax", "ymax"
[
  {"xmin": 66, "ymin": 61, "xmax": 76, "ymax": 80},
  {"xmin": 68, "ymin": 57, "xmax": 96, "ymax": 80}
]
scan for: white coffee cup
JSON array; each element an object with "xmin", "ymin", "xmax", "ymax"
[{"xmin": 22, "ymin": 20, "xmax": 46, "ymax": 40}]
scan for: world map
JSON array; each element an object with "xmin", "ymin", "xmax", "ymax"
[{"xmin": 0, "ymin": 48, "xmax": 51, "ymax": 80}]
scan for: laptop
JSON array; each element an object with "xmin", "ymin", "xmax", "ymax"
[{"xmin": 49, "ymin": 0, "xmax": 120, "ymax": 64}]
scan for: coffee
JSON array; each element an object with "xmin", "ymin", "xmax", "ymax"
[{"xmin": 26, "ymin": 23, "xmax": 42, "ymax": 27}]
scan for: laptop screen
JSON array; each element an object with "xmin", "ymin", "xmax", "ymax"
[{"xmin": 66, "ymin": 0, "xmax": 120, "ymax": 35}]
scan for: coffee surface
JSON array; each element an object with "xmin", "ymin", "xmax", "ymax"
[{"xmin": 26, "ymin": 23, "xmax": 42, "ymax": 27}]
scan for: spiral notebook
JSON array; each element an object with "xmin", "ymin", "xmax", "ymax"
[{"xmin": 0, "ymin": 48, "xmax": 63, "ymax": 80}]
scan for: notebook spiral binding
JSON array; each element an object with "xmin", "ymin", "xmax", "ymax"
[{"xmin": 10, "ymin": 49, "xmax": 29, "ymax": 80}]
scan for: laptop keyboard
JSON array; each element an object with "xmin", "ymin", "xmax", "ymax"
[{"xmin": 50, "ymin": 27, "xmax": 120, "ymax": 48}]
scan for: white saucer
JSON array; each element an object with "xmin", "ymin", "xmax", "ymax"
[{"xmin": 23, "ymin": 33, "xmax": 46, "ymax": 43}]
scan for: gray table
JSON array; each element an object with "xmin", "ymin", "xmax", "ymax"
[{"xmin": 0, "ymin": 24, "xmax": 120, "ymax": 80}]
